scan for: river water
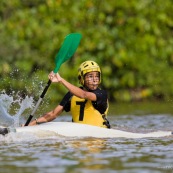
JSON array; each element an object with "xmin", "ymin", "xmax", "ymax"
[{"xmin": 0, "ymin": 93, "xmax": 173, "ymax": 173}]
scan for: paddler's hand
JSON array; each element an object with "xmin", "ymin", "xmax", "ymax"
[{"xmin": 48, "ymin": 71, "xmax": 62, "ymax": 83}]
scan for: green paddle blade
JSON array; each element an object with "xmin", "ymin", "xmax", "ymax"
[{"xmin": 53, "ymin": 33, "xmax": 82, "ymax": 73}]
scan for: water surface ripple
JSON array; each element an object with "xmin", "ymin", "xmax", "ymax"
[{"xmin": 1, "ymin": 114, "xmax": 173, "ymax": 173}]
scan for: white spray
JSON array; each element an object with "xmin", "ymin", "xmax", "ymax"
[{"xmin": 0, "ymin": 91, "xmax": 34, "ymax": 127}]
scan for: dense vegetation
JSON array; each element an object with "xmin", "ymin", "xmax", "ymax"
[{"xmin": 0, "ymin": 0, "xmax": 173, "ymax": 103}]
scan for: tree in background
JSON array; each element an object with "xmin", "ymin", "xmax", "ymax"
[{"xmin": 0, "ymin": 0, "xmax": 173, "ymax": 102}]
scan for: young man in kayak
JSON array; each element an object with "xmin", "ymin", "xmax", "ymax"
[{"xmin": 29, "ymin": 60, "xmax": 110, "ymax": 128}]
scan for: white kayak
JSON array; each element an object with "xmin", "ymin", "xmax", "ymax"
[{"xmin": 14, "ymin": 122, "xmax": 173, "ymax": 139}]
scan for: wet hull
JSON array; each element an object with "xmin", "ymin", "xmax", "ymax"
[{"xmin": 15, "ymin": 122, "xmax": 173, "ymax": 139}]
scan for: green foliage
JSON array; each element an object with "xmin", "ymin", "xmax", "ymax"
[{"xmin": 0, "ymin": 0, "xmax": 173, "ymax": 102}]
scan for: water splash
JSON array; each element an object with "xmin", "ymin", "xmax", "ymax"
[{"xmin": 0, "ymin": 91, "xmax": 34, "ymax": 127}]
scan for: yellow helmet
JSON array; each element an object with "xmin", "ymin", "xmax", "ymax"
[{"xmin": 78, "ymin": 60, "xmax": 101, "ymax": 85}]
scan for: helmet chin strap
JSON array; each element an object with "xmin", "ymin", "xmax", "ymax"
[
  {"xmin": 83, "ymin": 83, "xmax": 99, "ymax": 91},
  {"xmin": 83, "ymin": 84, "xmax": 90, "ymax": 91}
]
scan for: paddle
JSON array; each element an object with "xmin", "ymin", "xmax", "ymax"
[{"xmin": 24, "ymin": 33, "xmax": 82, "ymax": 126}]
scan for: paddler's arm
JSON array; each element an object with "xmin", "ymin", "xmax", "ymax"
[
  {"xmin": 49, "ymin": 71, "xmax": 97, "ymax": 101},
  {"xmin": 28, "ymin": 105, "xmax": 63, "ymax": 126}
]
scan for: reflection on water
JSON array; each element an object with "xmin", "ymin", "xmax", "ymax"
[{"xmin": 0, "ymin": 114, "xmax": 173, "ymax": 173}]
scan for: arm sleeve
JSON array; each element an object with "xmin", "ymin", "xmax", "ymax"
[
  {"xmin": 59, "ymin": 92, "xmax": 73, "ymax": 112},
  {"xmin": 92, "ymin": 89, "xmax": 108, "ymax": 114}
]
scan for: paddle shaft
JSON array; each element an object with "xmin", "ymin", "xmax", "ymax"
[{"xmin": 24, "ymin": 79, "xmax": 52, "ymax": 126}]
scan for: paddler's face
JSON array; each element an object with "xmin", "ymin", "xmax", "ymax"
[{"xmin": 84, "ymin": 71, "xmax": 100, "ymax": 90}]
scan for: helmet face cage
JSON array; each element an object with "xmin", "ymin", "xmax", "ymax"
[{"xmin": 78, "ymin": 61, "xmax": 101, "ymax": 85}]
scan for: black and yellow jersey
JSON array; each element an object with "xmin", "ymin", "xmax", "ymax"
[{"xmin": 59, "ymin": 87, "xmax": 110, "ymax": 128}]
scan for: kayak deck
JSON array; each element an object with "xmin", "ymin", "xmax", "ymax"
[{"xmin": 13, "ymin": 122, "xmax": 173, "ymax": 139}]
